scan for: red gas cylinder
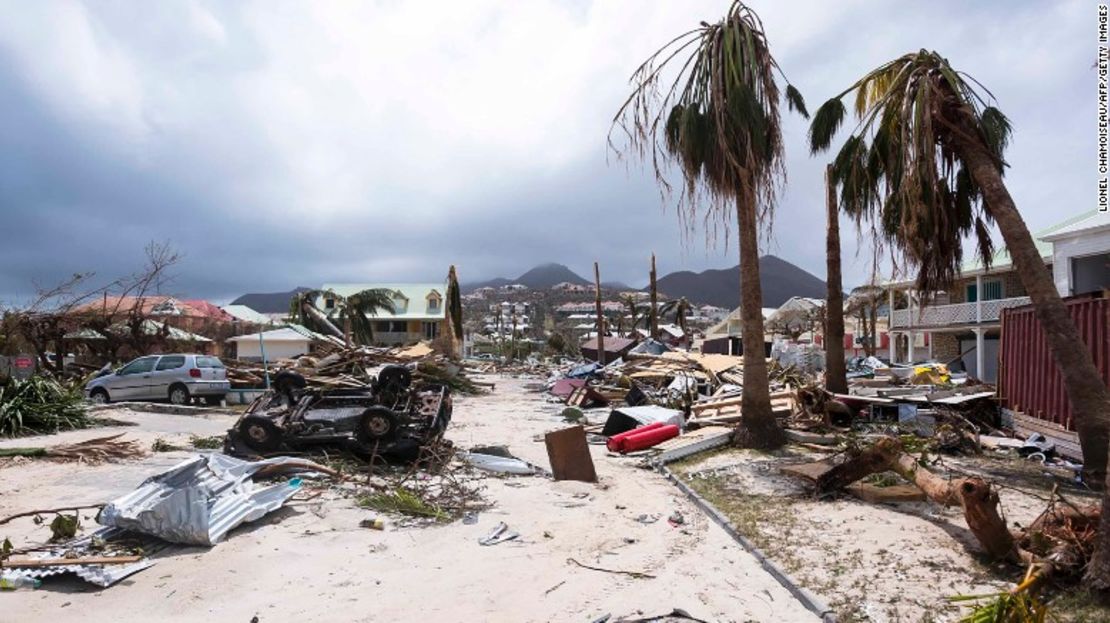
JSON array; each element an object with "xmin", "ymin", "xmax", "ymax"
[
  {"xmin": 618, "ymin": 424, "xmax": 680, "ymax": 453},
  {"xmin": 606, "ymin": 422, "xmax": 666, "ymax": 453}
]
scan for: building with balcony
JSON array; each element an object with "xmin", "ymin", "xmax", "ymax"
[
  {"xmin": 318, "ymin": 283, "xmax": 448, "ymax": 346},
  {"xmin": 884, "ymin": 211, "xmax": 1109, "ymax": 382}
]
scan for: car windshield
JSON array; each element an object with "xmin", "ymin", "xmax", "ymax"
[{"xmin": 196, "ymin": 356, "xmax": 224, "ymax": 369}]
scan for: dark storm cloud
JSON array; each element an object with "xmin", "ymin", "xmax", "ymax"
[{"xmin": 0, "ymin": 1, "xmax": 1096, "ymax": 305}]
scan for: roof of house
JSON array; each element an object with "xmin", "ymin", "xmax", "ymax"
[
  {"xmin": 1040, "ymin": 209, "xmax": 1110, "ymax": 241},
  {"xmin": 319, "ymin": 283, "xmax": 447, "ymax": 320},
  {"xmin": 579, "ymin": 335, "xmax": 638, "ymax": 353},
  {"xmin": 705, "ymin": 306, "xmax": 778, "ymax": 337},
  {"xmin": 221, "ymin": 304, "xmax": 274, "ymax": 325},
  {"xmin": 884, "ymin": 211, "xmax": 1098, "ymax": 287},
  {"xmin": 74, "ymin": 296, "xmax": 234, "ymax": 322},
  {"xmin": 65, "ymin": 319, "xmax": 211, "ymax": 342},
  {"xmin": 227, "ymin": 324, "xmax": 343, "ymax": 346}
]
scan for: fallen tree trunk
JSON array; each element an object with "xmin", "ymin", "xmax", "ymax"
[{"xmin": 816, "ymin": 436, "xmax": 1016, "ymax": 561}]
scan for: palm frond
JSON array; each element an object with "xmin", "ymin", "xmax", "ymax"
[
  {"xmin": 808, "ymin": 98, "xmax": 847, "ymax": 153},
  {"xmin": 785, "ymin": 84, "xmax": 808, "ymax": 118},
  {"xmin": 810, "ymin": 50, "xmax": 1011, "ymax": 293},
  {"xmin": 610, "ymin": 1, "xmax": 804, "ymax": 239}
]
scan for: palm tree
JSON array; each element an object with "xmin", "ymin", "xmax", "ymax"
[
  {"xmin": 824, "ymin": 164, "xmax": 848, "ymax": 394},
  {"xmin": 289, "ymin": 288, "xmax": 395, "ymax": 346},
  {"xmin": 446, "ymin": 265, "xmax": 464, "ymax": 357},
  {"xmin": 620, "ymin": 294, "xmax": 643, "ymax": 338},
  {"xmin": 809, "ymin": 49, "xmax": 1110, "ymax": 589},
  {"xmin": 659, "ymin": 297, "xmax": 692, "ymax": 349},
  {"xmin": 612, "ymin": 1, "xmax": 807, "ymax": 449},
  {"xmin": 845, "ymin": 284, "xmax": 884, "ymax": 357}
]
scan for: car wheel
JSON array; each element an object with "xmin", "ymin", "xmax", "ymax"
[
  {"xmin": 90, "ymin": 389, "xmax": 110, "ymax": 404},
  {"xmin": 168, "ymin": 384, "xmax": 190, "ymax": 405},
  {"xmin": 237, "ymin": 416, "xmax": 283, "ymax": 452},
  {"xmin": 358, "ymin": 407, "xmax": 399, "ymax": 443}
]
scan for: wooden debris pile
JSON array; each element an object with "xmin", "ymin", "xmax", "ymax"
[{"xmin": 224, "ymin": 342, "xmax": 486, "ymax": 395}]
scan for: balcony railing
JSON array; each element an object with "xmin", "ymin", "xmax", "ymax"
[{"xmin": 890, "ymin": 296, "xmax": 1031, "ymax": 329}]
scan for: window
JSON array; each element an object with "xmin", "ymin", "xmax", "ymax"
[
  {"xmin": 324, "ymin": 298, "xmax": 336, "ymax": 310},
  {"xmin": 966, "ymin": 278, "xmax": 1004, "ymax": 302},
  {"xmin": 428, "ymin": 297, "xmax": 440, "ymax": 312},
  {"xmin": 155, "ymin": 355, "xmax": 186, "ymax": 371},
  {"xmin": 119, "ymin": 357, "xmax": 157, "ymax": 375},
  {"xmin": 376, "ymin": 321, "xmax": 407, "ymax": 333},
  {"xmin": 196, "ymin": 356, "xmax": 224, "ymax": 369},
  {"xmin": 423, "ymin": 321, "xmax": 439, "ymax": 340}
]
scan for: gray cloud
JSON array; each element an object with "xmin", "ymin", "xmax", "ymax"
[{"xmin": 0, "ymin": 0, "xmax": 1096, "ymax": 304}]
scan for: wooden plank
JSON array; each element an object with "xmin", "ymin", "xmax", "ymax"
[
  {"xmin": 779, "ymin": 460, "xmax": 836, "ymax": 482},
  {"xmin": 3, "ymin": 555, "xmax": 144, "ymax": 568},
  {"xmin": 544, "ymin": 425, "xmax": 598, "ymax": 483}
]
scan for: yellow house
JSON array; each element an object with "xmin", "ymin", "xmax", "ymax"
[{"xmin": 319, "ymin": 283, "xmax": 448, "ymax": 346}]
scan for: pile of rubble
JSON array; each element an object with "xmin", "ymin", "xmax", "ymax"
[{"xmin": 224, "ymin": 342, "xmax": 487, "ymax": 395}]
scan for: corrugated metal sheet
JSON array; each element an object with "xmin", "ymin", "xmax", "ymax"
[
  {"xmin": 2, "ymin": 527, "xmax": 161, "ymax": 587},
  {"xmin": 998, "ymin": 295, "xmax": 1110, "ymax": 430}
]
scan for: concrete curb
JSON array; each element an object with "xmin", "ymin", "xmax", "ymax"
[
  {"xmin": 655, "ymin": 463, "xmax": 837, "ymax": 623},
  {"xmin": 88, "ymin": 402, "xmax": 235, "ymax": 417}
]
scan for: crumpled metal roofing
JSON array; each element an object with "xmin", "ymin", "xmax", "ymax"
[
  {"xmin": 1, "ymin": 527, "xmax": 160, "ymax": 588},
  {"xmin": 99, "ymin": 453, "xmax": 314, "ymax": 546},
  {"xmin": 2, "ymin": 454, "xmax": 326, "ymax": 588}
]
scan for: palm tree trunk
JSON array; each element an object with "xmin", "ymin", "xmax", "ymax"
[
  {"xmin": 959, "ymin": 139, "xmax": 1110, "ymax": 590},
  {"xmin": 824, "ymin": 164, "xmax": 848, "ymax": 394},
  {"xmin": 960, "ymin": 145, "xmax": 1110, "ymax": 479},
  {"xmin": 868, "ymin": 302, "xmax": 878, "ymax": 357},
  {"xmin": 650, "ymin": 253, "xmax": 660, "ymax": 341},
  {"xmin": 734, "ymin": 188, "xmax": 784, "ymax": 449}
]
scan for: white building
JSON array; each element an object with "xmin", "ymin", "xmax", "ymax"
[
  {"xmin": 1042, "ymin": 210, "xmax": 1110, "ymax": 297},
  {"xmin": 228, "ymin": 324, "xmax": 343, "ymax": 361}
]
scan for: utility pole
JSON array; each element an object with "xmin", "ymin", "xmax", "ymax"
[
  {"xmin": 650, "ymin": 253, "xmax": 659, "ymax": 341},
  {"xmin": 594, "ymin": 261, "xmax": 605, "ymax": 365}
]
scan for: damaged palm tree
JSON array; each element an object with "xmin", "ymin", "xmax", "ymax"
[
  {"xmin": 611, "ymin": 1, "xmax": 808, "ymax": 448},
  {"xmin": 808, "ymin": 48, "xmax": 1110, "ymax": 591},
  {"xmin": 817, "ymin": 436, "xmax": 1102, "ymax": 599},
  {"xmin": 289, "ymin": 288, "xmax": 394, "ymax": 346}
]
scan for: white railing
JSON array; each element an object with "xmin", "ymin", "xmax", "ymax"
[{"xmin": 890, "ymin": 296, "xmax": 1031, "ymax": 329}]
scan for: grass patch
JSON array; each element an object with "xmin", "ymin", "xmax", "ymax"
[
  {"xmin": 190, "ymin": 435, "xmax": 223, "ymax": 450},
  {"xmin": 357, "ymin": 488, "xmax": 448, "ymax": 521}
]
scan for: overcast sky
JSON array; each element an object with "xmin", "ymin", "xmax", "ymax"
[{"xmin": 0, "ymin": 1, "xmax": 1095, "ymax": 304}]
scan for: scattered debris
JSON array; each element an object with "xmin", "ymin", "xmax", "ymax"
[
  {"xmin": 0, "ymin": 433, "xmax": 144, "ymax": 462},
  {"xmin": 544, "ymin": 425, "xmax": 597, "ymax": 483},
  {"xmin": 479, "ymin": 521, "xmax": 519, "ymax": 546},
  {"xmin": 99, "ymin": 454, "xmax": 334, "ymax": 545},
  {"xmin": 566, "ymin": 557, "xmax": 655, "ymax": 580}
]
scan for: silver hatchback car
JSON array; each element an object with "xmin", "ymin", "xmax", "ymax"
[{"xmin": 85, "ymin": 353, "xmax": 230, "ymax": 406}]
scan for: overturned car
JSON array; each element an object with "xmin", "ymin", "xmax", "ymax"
[{"xmin": 225, "ymin": 364, "xmax": 452, "ymax": 460}]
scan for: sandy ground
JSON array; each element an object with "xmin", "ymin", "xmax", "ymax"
[
  {"xmin": 1, "ymin": 376, "xmax": 817, "ymax": 623},
  {"xmin": 672, "ymin": 446, "xmax": 1102, "ymax": 622}
]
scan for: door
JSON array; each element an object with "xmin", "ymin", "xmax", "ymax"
[
  {"xmin": 109, "ymin": 356, "xmax": 159, "ymax": 400},
  {"xmin": 150, "ymin": 355, "xmax": 187, "ymax": 399}
]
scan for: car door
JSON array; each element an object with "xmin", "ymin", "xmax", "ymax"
[
  {"xmin": 150, "ymin": 355, "xmax": 187, "ymax": 400},
  {"xmin": 109, "ymin": 356, "xmax": 159, "ymax": 400}
]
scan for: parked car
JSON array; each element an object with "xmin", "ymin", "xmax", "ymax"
[{"xmin": 85, "ymin": 354, "xmax": 230, "ymax": 406}]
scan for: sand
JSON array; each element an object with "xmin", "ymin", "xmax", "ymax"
[
  {"xmin": 1, "ymin": 376, "xmax": 817, "ymax": 623},
  {"xmin": 673, "ymin": 446, "xmax": 1102, "ymax": 622}
]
